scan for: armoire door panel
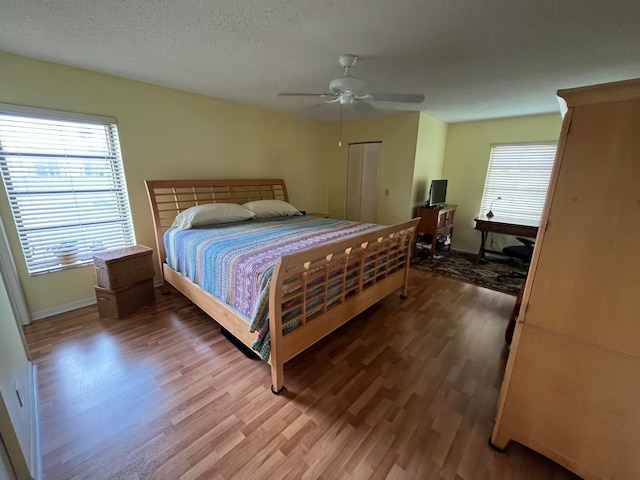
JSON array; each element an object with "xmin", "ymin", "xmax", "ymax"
[
  {"xmin": 497, "ymin": 324, "xmax": 640, "ymax": 480},
  {"xmin": 524, "ymin": 100, "xmax": 640, "ymax": 358}
]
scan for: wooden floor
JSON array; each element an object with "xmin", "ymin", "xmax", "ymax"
[{"xmin": 24, "ymin": 269, "xmax": 580, "ymax": 480}]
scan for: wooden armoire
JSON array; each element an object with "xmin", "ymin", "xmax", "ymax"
[{"xmin": 490, "ymin": 79, "xmax": 640, "ymax": 480}]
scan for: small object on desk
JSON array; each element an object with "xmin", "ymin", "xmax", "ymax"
[{"xmin": 486, "ymin": 196, "xmax": 502, "ymax": 218}]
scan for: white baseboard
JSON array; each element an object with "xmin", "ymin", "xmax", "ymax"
[
  {"xmin": 30, "ymin": 278, "xmax": 164, "ymax": 321},
  {"xmin": 28, "ymin": 363, "xmax": 41, "ymax": 480},
  {"xmin": 451, "ymin": 246, "xmax": 478, "ymax": 254},
  {"xmin": 30, "ymin": 297, "xmax": 96, "ymax": 321}
]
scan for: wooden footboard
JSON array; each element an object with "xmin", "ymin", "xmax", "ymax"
[{"xmin": 268, "ymin": 218, "xmax": 418, "ymax": 392}]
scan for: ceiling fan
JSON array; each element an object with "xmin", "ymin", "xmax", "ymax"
[{"xmin": 278, "ymin": 54, "xmax": 425, "ymax": 107}]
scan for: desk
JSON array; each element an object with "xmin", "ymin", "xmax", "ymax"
[{"xmin": 474, "ymin": 216, "xmax": 538, "ymax": 264}]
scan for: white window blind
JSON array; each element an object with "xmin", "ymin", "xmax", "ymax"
[
  {"xmin": 480, "ymin": 142, "xmax": 557, "ymax": 223},
  {"xmin": 0, "ymin": 106, "xmax": 135, "ymax": 275}
]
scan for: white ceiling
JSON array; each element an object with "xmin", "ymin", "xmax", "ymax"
[{"xmin": 1, "ymin": 0, "xmax": 639, "ymax": 123}]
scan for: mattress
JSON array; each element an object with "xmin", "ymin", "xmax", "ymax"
[{"xmin": 164, "ymin": 215, "xmax": 383, "ymax": 358}]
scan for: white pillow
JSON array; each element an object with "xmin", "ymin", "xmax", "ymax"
[
  {"xmin": 172, "ymin": 203, "xmax": 255, "ymax": 230},
  {"xmin": 242, "ymin": 199, "xmax": 302, "ymax": 219}
]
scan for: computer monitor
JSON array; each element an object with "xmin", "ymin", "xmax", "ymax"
[{"xmin": 427, "ymin": 179, "xmax": 448, "ymax": 207}]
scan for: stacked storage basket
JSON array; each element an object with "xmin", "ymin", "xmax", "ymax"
[{"xmin": 93, "ymin": 245, "xmax": 155, "ymax": 318}]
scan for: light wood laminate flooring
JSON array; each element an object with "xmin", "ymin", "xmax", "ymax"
[{"xmin": 24, "ymin": 269, "xmax": 580, "ymax": 480}]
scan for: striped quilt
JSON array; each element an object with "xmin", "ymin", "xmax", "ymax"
[{"xmin": 164, "ymin": 216, "xmax": 382, "ymax": 359}]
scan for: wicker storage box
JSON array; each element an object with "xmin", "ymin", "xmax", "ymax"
[
  {"xmin": 95, "ymin": 279, "xmax": 155, "ymax": 319},
  {"xmin": 93, "ymin": 245, "xmax": 154, "ymax": 290}
]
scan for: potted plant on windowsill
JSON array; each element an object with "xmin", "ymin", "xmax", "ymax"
[{"xmin": 52, "ymin": 241, "xmax": 80, "ymax": 266}]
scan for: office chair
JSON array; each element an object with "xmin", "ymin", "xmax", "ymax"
[{"xmin": 497, "ymin": 237, "xmax": 535, "ymax": 282}]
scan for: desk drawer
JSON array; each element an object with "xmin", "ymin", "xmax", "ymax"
[
  {"xmin": 445, "ymin": 210, "xmax": 455, "ymax": 227},
  {"xmin": 437, "ymin": 210, "xmax": 455, "ymax": 229},
  {"xmin": 476, "ymin": 222, "xmax": 537, "ymax": 238}
]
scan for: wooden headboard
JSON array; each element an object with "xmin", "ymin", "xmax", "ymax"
[{"xmin": 145, "ymin": 179, "xmax": 289, "ymax": 274}]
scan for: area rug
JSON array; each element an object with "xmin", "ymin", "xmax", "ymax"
[{"xmin": 411, "ymin": 250, "xmax": 526, "ymax": 296}]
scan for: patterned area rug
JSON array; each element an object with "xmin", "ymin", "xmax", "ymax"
[{"xmin": 411, "ymin": 250, "xmax": 526, "ymax": 296}]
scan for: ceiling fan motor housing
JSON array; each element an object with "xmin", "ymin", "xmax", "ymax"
[
  {"xmin": 329, "ymin": 76, "xmax": 366, "ymax": 95},
  {"xmin": 338, "ymin": 54, "xmax": 358, "ymax": 68}
]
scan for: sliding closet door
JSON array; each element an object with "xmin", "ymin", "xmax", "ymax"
[
  {"xmin": 346, "ymin": 142, "xmax": 381, "ymax": 223},
  {"xmin": 346, "ymin": 144, "xmax": 363, "ymax": 221}
]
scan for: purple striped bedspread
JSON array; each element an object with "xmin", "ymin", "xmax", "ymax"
[{"xmin": 164, "ymin": 216, "xmax": 383, "ymax": 358}]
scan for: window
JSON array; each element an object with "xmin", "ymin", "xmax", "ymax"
[
  {"xmin": 0, "ymin": 104, "xmax": 135, "ymax": 275},
  {"xmin": 480, "ymin": 142, "xmax": 557, "ymax": 223}
]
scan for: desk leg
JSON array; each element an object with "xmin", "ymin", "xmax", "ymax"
[{"xmin": 476, "ymin": 231, "xmax": 487, "ymax": 264}]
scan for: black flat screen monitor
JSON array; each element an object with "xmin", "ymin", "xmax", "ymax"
[{"xmin": 427, "ymin": 179, "xmax": 448, "ymax": 207}]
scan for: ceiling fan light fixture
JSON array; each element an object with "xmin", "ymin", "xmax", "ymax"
[{"xmin": 339, "ymin": 93, "xmax": 354, "ymax": 105}]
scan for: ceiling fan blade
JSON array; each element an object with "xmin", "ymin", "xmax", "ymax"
[
  {"xmin": 353, "ymin": 101, "xmax": 376, "ymax": 114},
  {"xmin": 278, "ymin": 93, "xmax": 330, "ymax": 97},
  {"xmin": 370, "ymin": 93, "xmax": 425, "ymax": 104}
]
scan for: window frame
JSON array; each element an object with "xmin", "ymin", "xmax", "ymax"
[
  {"xmin": 479, "ymin": 141, "xmax": 558, "ymax": 224},
  {"xmin": 0, "ymin": 103, "xmax": 136, "ymax": 275}
]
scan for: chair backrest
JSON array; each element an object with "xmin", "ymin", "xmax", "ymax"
[{"xmin": 515, "ymin": 237, "xmax": 535, "ymax": 250}]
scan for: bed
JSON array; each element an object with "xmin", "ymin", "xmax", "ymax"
[{"xmin": 145, "ymin": 179, "xmax": 419, "ymax": 394}]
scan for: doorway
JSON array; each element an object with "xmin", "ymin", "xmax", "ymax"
[
  {"xmin": 0, "ymin": 433, "xmax": 17, "ymax": 480},
  {"xmin": 346, "ymin": 142, "xmax": 381, "ymax": 223}
]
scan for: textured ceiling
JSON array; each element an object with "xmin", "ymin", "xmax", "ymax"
[{"xmin": 1, "ymin": 0, "xmax": 639, "ymax": 123}]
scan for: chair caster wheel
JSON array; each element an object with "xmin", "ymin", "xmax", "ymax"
[{"xmin": 400, "ymin": 294, "xmax": 408, "ymax": 299}]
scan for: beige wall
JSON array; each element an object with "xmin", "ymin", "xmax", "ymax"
[
  {"xmin": 0, "ymin": 52, "xmax": 330, "ymax": 316},
  {"xmin": 442, "ymin": 113, "xmax": 563, "ymax": 252},
  {"xmin": 326, "ymin": 112, "xmax": 420, "ymax": 225},
  {"xmin": 411, "ymin": 112, "xmax": 448, "ymax": 209},
  {"xmin": 0, "ymin": 51, "xmax": 566, "ymax": 314},
  {"xmin": 0, "ymin": 271, "xmax": 34, "ymax": 480}
]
